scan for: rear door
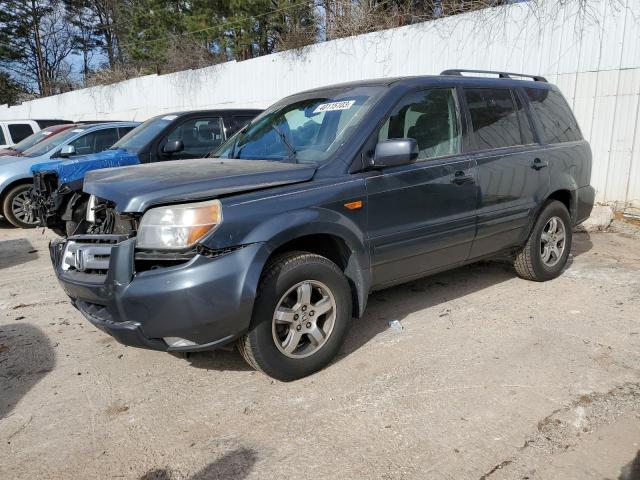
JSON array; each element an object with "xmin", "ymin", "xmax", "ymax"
[
  {"xmin": 366, "ymin": 86, "xmax": 478, "ymax": 287},
  {"xmin": 463, "ymin": 87, "xmax": 549, "ymax": 258}
]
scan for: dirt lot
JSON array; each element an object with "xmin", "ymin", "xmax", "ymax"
[{"xmin": 1, "ymin": 219, "xmax": 639, "ymax": 480}]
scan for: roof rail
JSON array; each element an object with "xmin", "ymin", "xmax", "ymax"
[{"xmin": 440, "ymin": 69, "xmax": 548, "ymax": 83}]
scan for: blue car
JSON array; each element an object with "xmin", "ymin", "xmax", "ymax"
[
  {"xmin": 30, "ymin": 109, "xmax": 261, "ymax": 236},
  {"xmin": 0, "ymin": 122, "xmax": 138, "ymax": 228}
]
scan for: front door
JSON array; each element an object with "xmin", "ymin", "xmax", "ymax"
[{"xmin": 366, "ymin": 87, "xmax": 478, "ymax": 288}]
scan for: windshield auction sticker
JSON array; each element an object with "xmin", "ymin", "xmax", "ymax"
[{"xmin": 313, "ymin": 100, "xmax": 356, "ymax": 114}]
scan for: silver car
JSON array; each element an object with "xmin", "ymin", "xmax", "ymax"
[{"xmin": 0, "ymin": 122, "xmax": 138, "ymax": 228}]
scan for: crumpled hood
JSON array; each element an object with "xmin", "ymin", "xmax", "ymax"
[
  {"xmin": 84, "ymin": 158, "xmax": 317, "ymax": 213},
  {"xmin": 30, "ymin": 149, "xmax": 140, "ymax": 185}
]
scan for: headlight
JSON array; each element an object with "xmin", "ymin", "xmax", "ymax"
[{"xmin": 136, "ymin": 199, "xmax": 222, "ymax": 250}]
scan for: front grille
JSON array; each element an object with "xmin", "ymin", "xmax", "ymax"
[{"xmin": 60, "ymin": 234, "xmax": 130, "ymax": 281}]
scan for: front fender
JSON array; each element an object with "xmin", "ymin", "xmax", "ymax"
[{"xmin": 204, "ymin": 206, "xmax": 371, "ymax": 317}]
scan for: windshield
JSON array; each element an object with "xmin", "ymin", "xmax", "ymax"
[
  {"xmin": 214, "ymin": 85, "xmax": 385, "ymax": 164},
  {"xmin": 22, "ymin": 127, "xmax": 86, "ymax": 158},
  {"xmin": 111, "ymin": 115, "xmax": 175, "ymax": 152},
  {"xmin": 12, "ymin": 127, "xmax": 67, "ymax": 153}
]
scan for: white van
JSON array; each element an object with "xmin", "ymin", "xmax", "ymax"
[{"xmin": 0, "ymin": 119, "xmax": 72, "ymax": 148}]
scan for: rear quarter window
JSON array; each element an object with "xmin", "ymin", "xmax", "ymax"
[{"xmin": 525, "ymin": 88, "xmax": 582, "ymax": 143}]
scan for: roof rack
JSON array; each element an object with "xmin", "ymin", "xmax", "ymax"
[{"xmin": 440, "ymin": 69, "xmax": 548, "ymax": 83}]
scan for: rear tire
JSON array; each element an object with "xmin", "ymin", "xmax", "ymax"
[
  {"xmin": 514, "ymin": 200, "xmax": 572, "ymax": 281},
  {"xmin": 238, "ymin": 252, "xmax": 352, "ymax": 381},
  {"xmin": 2, "ymin": 183, "xmax": 38, "ymax": 228}
]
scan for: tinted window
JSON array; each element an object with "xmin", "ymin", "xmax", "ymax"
[
  {"xmin": 70, "ymin": 128, "xmax": 119, "ymax": 155},
  {"xmin": 465, "ymin": 88, "xmax": 528, "ymax": 150},
  {"xmin": 8, "ymin": 123, "xmax": 35, "ymax": 143},
  {"xmin": 378, "ymin": 88, "xmax": 461, "ymax": 160},
  {"xmin": 0, "ymin": 127, "xmax": 6, "ymax": 145},
  {"xmin": 525, "ymin": 88, "xmax": 582, "ymax": 143},
  {"xmin": 118, "ymin": 127, "xmax": 136, "ymax": 138},
  {"xmin": 166, "ymin": 117, "xmax": 224, "ymax": 157},
  {"xmin": 111, "ymin": 116, "xmax": 174, "ymax": 152}
]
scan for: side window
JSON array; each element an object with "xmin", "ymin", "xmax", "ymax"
[
  {"xmin": 69, "ymin": 128, "xmax": 119, "ymax": 155},
  {"xmin": 8, "ymin": 123, "xmax": 35, "ymax": 143},
  {"xmin": 118, "ymin": 127, "xmax": 135, "ymax": 138},
  {"xmin": 166, "ymin": 117, "xmax": 224, "ymax": 157},
  {"xmin": 0, "ymin": 126, "xmax": 6, "ymax": 145},
  {"xmin": 525, "ymin": 88, "xmax": 582, "ymax": 143},
  {"xmin": 464, "ymin": 88, "xmax": 528, "ymax": 150},
  {"xmin": 378, "ymin": 88, "xmax": 461, "ymax": 160},
  {"xmin": 232, "ymin": 116, "xmax": 255, "ymax": 131}
]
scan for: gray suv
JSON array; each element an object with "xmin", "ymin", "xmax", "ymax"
[{"xmin": 49, "ymin": 70, "xmax": 595, "ymax": 381}]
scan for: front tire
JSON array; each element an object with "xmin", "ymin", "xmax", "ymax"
[
  {"xmin": 238, "ymin": 252, "xmax": 352, "ymax": 381},
  {"xmin": 2, "ymin": 184, "xmax": 38, "ymax": 228},
  {"xmin": 514, "ymin": 200, "xmax": 572, "ymax": 281}
]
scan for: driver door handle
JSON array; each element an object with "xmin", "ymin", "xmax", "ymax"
[{"xmin": 451, "ymin": 170, "xmax": 474, "ymax": 185}]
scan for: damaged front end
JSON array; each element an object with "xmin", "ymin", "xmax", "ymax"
[
  {"xmin": 30, "ymin": 149, "xmax": 141, "ymax": 236},
  {"xmin": 31, "ymin": 171, "xmax": 79, "ymax": 236}
]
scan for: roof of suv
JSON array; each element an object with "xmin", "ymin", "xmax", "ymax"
[{"xmin": 294, "ymin": 71, "xmax": 553, "ymax": 96}]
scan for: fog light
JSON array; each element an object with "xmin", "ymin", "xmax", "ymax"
[{"xmin": 163, "ymin": 337, "xmax": 197, "ymax": 348}]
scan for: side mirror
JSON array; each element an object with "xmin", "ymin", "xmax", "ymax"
[
  {"xmin": 163, "ymin": 139, "xmax": 184, "ymax": 155},
  {"xmin": 371, "ymin": 139, "xmax": 419, "ymax": 168},
  {"xmin": 59, "ymin": 145, "xmax": 76, "ymax": 158}
]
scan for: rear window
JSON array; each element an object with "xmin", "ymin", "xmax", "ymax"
[
  {"xmin": 525, "ymin": 88, "xmax": 582, "ymax": 143},
  {"xmin": 8, "ymin": 123, "xmax": 35, "ymax": 143},
  {"xmin": 465, "ymin": 88, "xmax": 534, "ymax": 151}
]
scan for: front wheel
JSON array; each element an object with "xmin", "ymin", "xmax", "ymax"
[
  {"xmin": 514, "ymin": 200, "xmax": 572, "ymax": 281},
  {"xmin": 2, "ymin": 184, "xmax": 38, "ymax": 228},
  {"xmin": 238, "ymin": 252, "xmax": 352, "ymax": 381}
]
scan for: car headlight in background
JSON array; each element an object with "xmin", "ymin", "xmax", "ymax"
[{"xmin": 136, "ymin": 199, "xmax": 222, "ymax": 250}]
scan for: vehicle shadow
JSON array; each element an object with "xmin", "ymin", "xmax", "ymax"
[
  {"xmin": 0, "ymin": 238, "xmax": 39, "ymax": 271},
  {"xmin": 338, "ymin": 260, "xmax": 518, "ymax": 362},
  {"xmin": 0, "ymin": 323, "xmax": 56, "ymax": 420},
  {"xmin": 139, "ymin": 447, "xmax": 258, "ymax": 480},
  {"xmin": 179, "ymin": 349, "xmax": 253, "ymax": 372},
  {"xmin": 571, "ymin": 231, "xmax": 593, "ymax": 257},
  {"xmin": 619, "ymin": 450, "xmax": 640, "ymax": 480},
  {"xmin": 0, "ymin": 216, "xmax": 14, "ymax": 229}
]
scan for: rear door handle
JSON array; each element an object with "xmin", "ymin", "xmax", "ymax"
[
  {"xmin": 451, "ymin": 170, "xmax": 474, "ymax": 185},
  {"xmin": 532, "ymin": 158, "xmax": 548, "ymax": 170}
]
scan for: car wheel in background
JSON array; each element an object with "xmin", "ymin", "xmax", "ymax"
[
  {"xmin": 238, "ymin": 252, "xmax": 352, "ymax": 381},
  {"xmin": 2, "ymin": 183, "xmax": 38, "ymax": 228}
]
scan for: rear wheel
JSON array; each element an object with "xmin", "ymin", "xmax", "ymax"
[
  {"xmin": 514, "ymin": 200, "xmax": 572, "ymax": 281},
  {"xmin": 238, "ymin": 252, "xmax": 352, "ymax": 381},
  {"xmin": 2, "ymin": 184, "xmax": 38, "ymax": 228}
]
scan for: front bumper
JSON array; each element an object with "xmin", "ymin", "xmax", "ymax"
[{"xmin": 50, "ymin": 236, "xmax": 268, "ymax": 352}]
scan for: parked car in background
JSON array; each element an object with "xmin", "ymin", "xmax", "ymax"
[
  {"xmin": 0, "ymin": 124, "xmax": 77, "ymax": 156},
  {"xmin": 0, "ymin": 122, "xmax": 138, "ymax": 228},
  {"xmin": 49, "ymin": 71, "xmax": 594, "ymax": 380},
  {"xmin": 0, "ymin": 119, "xmax": 73, "ymax": 149},
  {"xmin": 31, "ymin": 109, "xmax": 261, "ymax": 236}
]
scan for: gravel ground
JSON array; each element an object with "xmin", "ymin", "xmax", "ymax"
[{"xmin": 1, "ymin": 219, "xmax": 639, "ymax": 480}]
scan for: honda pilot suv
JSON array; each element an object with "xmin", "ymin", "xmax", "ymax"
[{"xmin": 49, "ymin": 70, "xmax": 595, "ymax": 381}]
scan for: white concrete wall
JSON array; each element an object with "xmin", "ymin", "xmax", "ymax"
[{"xmin": 1, "ymin": 0, "xmax": 639, "ymax": 206}]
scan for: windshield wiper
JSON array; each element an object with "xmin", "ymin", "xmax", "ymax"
[{"xmin": 271, "ymin": 124, "xmax": 297, "ymax": 162}]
